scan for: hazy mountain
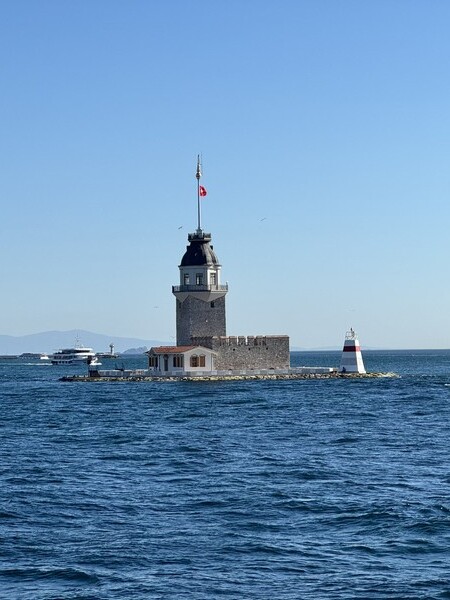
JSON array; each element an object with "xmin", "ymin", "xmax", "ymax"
[
  {"xmin": 0, "ymin": 330, "xmax": 169, "ymax": 355},
  {"xmin": 121, "ymin": 347, "xmax": 150, "ymax": 355}
]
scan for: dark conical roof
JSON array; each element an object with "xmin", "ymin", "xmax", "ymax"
[{"xmin": 180, "ymin": 232, "xmax": 220, "ymax": 267}]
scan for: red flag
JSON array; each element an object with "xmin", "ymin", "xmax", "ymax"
[{"xmin": 199, "ymin": 185, "xmax": 207, "ymax": 197}]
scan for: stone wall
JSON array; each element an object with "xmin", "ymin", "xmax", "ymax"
[
  {"xmin": 191, "ymin": 335, "xmax": 290, "ymax": 370},
  {"xmin": 176, "ymin": 296, "xmax": 226, "ymax": 346}
]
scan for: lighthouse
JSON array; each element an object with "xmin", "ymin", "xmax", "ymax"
[
  {"xmin": 339, "ymin": 328, "xmax": 366, "ymax": 374},
  {"xmin": 172, "ymin": 156, "xmax": 228, "ymax": 346}
]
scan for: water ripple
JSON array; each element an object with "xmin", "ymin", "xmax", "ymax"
[{"xmin": 1, "ymin": 353, "xmax": 450, "ymax": 598}]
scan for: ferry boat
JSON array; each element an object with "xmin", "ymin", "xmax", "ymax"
[{"xmin": 50, "ymin": 346, "xmax": 96, "ymax": 365}]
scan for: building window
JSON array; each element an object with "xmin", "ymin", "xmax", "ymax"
[
  {"xmin": 196, "ymin": 273, "xmax": 203, "ymax": 285},
  {"xmin": 210, "ymin": 272, "xmax": 216, "ymax": 285},
  {"xmin": 173, "ymin": 355, "xmax": 184, "ymax": 368},
  {"xmin": 148, "ymin": 355, "xmax": 158, "ymax": 368},
  {"xmin": 184, "ymin": 274, "xmax": 190, "ymax": 285},
  {"xmin": 210, "ymin": 301, "xmax": 215, "ymax": 308},
  {"xmin": 190, "ymin": 355, "xmax": 206, "ymax": 368}
]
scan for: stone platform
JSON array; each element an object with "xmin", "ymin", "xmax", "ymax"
[{"xmin": 60, "ymin": 371, "xmax": 397, "ymax": 382}]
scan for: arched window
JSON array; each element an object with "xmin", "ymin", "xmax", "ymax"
[{"xmin": 190, "ymin": 355, "xmax": 199, "ymax": 367}]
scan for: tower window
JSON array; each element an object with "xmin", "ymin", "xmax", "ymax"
[
  {"xmin": 210, "ymin": 272, "xmax": 216, "ymax": 285},
  {"xmin": 210, "ymin": 301, "xmax": 215, "ymax": 308},
  {"xmin": 196, "ymin": 274, "xmax": 203, "ymax": 285},
  {"xmin": 184, "ymin": 274, "xmax": 190, "ymax": 285}
]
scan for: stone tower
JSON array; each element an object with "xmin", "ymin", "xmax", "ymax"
[{"xmin": 172, "ymin": 157, "xmax": 228, "ymax": 346}]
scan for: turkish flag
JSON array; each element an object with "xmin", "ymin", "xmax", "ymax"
[{"xmin": 199, "ymin": 185, "xmax": 207, "ymax": 197}]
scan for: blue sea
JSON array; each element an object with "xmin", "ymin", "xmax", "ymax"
[{"xmin": 1, "ymin": 350, "xmax": 450, "ymax": 599}]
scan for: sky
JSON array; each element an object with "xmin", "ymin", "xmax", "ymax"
[{"xmin": 1, "ymin": 0, "xmax": 450, "ymax": 349}]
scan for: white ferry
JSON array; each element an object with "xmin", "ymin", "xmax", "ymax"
[{"xmin": 50, "ymin": 346, "xmax": 96, "ymax": 365}]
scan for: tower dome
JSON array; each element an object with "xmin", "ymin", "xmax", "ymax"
[{"xmin": 180, "ymin": 232, "xmax": 220, "ymax": 267}]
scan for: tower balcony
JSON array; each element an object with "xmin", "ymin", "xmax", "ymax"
[
  {"xmin": 172, "ymin": 283, "xmax": 228, "ymax": 302},
  {"xmin": 188, "ymin": 231, "xmax": 212, "ymax": 242},
  {"xmin": 172, "ymin": 284, "xmax": 228, "ymax": 294}
]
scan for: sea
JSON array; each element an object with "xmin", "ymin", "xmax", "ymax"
[{"xmin": 1, "ymin": 350, "xmax": 450, "ymax": 600}]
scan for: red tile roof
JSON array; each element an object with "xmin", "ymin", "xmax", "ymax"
[{"xmin": 148, "ymin": 346, "xmax": 195, "ymax": 354}]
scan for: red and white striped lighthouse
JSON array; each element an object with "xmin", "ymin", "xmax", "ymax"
[{"xmin": 339, "ymin": 328, "xmax": 366, "ymax": 374}]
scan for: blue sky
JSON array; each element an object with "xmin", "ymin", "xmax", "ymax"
[{"xmin": 1, "ymin": 0, "xmax": 450, "ymax": 348}]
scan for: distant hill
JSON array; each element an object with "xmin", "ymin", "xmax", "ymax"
[
  {"xmin": 0, "ymin": 330, "xmax": 169, "ymax": 355},
  {"xmin": 121, "ymin": 346, "xmax": 150, "ymax": 355}
]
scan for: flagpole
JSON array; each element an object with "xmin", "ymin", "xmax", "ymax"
[{"xmin": 196, "ymin": 155, "xmax": 202, "ymax": 233}]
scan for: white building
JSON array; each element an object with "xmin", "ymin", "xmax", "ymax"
[{"xmin": 146, "ymin": 345, "xmax": 216, "ymax": 376}]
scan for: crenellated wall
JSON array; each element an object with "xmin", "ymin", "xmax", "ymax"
[{"xmin": 191, "ymin": 335, "xmax": 290, "ymax": 370}]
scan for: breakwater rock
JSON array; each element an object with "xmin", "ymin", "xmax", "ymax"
[{"xmin": 60, "ymin": 372, "xmax": 398, "ymax": 383}]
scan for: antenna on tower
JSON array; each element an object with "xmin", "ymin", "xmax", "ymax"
[{"xmin": 196, "ymin": 154, "xmax": 202, "ymax": 233}]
